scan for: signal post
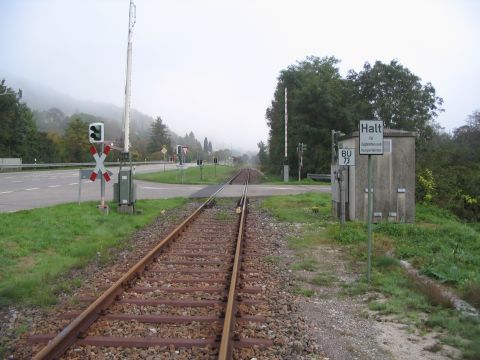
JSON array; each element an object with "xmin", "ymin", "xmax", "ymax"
[{"xmin": 88, "ymin": 122, "xmax": 110, "ymax": 213}]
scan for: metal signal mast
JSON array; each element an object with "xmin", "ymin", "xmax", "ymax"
[
  {"xmin": 116, "ymin": 0, "xmax": 137, "ymax": 214},
  {"xmin": 123, "ymin": 0, "xmax": 136, "ymax": 154}
]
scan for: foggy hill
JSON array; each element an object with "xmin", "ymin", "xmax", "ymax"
[
  {"xmin": 5, "ymin": 76, "xmax": 154, "ymax": 138},
  {"xmin": 4, "ymin": 75, "xmax": 249, "ymax": 155}
]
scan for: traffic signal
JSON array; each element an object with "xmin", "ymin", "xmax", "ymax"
[
  {"xmin": 214, "ymin": 157, "xmax": 218, "ymax": 164},
  {"xmin": 302, "ymin": 143, "xmax": 308, "ymax": 151},
  {"xmin": 89, "ymin": 123, "xmax": 104, "ymax": 143},
  {"xmin": 177, "ymin": 145, "xmax": 182, "ymax": 155}
]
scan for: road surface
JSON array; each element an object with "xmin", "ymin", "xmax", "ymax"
[{"xmin": 0, "ymin": 166, "xmax": 330, "ymax": 212}]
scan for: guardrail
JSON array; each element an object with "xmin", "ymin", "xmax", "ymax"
[
  {"xmin": 306, "ymin": 173, "xmax": 331, "ymax": 181},
  {"xmin": 0, "ymin": 161, "xmax": 173, "ymax": 170}
]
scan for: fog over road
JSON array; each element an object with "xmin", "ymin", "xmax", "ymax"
[{"xmin": 0, "ymin": 165, "xmax": 330, "ymax": 212}]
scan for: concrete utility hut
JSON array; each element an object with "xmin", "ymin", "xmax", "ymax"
[{"xmin": 332, "ymin": 128, "xmax": 416, "ymax": 223}]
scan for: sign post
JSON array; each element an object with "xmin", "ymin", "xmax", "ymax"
[
  {"xmin": 359, "ymin": 120, "xmax": 383, "ymax": 283},
  {"xmin": 338, "ymin": 148, "xmax": 355, "ymax": 228},
  {"xmin": 89, "ymin": 144, "xmax": 111, "ymax": 213}
]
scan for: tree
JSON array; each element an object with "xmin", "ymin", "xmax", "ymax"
[
  {"xmin": 0, "ymin": 79, "xmax": 38, "ymax": 162},
  {"xmin": 147, "ymin": 116, "xmax": 171, "ymax": 156},
  {"xmin": 348, "ymin": 60, "xmax": 443, "ymax": 146},
  {"xmin": 203, "ymin": 137, "xmax": 209, "ymax": 153},
  {"xmin": 266, "ymin": 56, "xmax": 356, "ymax": 175},
  {"xmin": 63, "ymin": 117, "xmax": 91, "ymax": 162},
  {"xmin": 257, "ymin": 141, "xmax": 268, "ymax": 170},
  {"xmin": 35, "ymin": 132, "xmax": 65, "ymax": 163}
]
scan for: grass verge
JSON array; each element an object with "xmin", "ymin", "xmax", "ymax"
[
  {"xmin": 260, "ymin": 173, "xmax": 330, "ymax": 185},
  {"xmin": 0, "ymin": 198, "xmax": 186, "ymax": 307},
  {"xmin": 262, "ymin": 192, "xmax": 480, "ymax": 359},
  {"xmin": 135, "ymin": 164, "xmax": 236, "ymax": 184}
]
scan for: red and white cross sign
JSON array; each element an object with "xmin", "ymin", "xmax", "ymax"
[{"xmin": 89, "ymin": 145, "xmax": 111, "ymax": 182}]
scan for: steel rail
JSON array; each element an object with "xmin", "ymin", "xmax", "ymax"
[
  {"xmin": 218, "ymin": 169, "xmax": 250, "ymax": 360},
  {"xmin": 33, "ymin": 171, "xmax": 242, "ymax": 360}
]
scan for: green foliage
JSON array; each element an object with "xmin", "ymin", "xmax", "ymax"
[
  {"xmin": 148, "ymin": 116, "xmax": 171, "ymax": 158},
  {"xmin": 265, "ymin": 57, "xmax": 442, "ymax": 178},
  {"xmin": 266, "ymin": 56, "xmax": 356, "ymax": 176},
  {"xmin": 348, "ymin": 60, "xmax": 443, "ymax": 147},
  {"xmin": 0, "ymin": 79, "xmax": 38, "ymax": 162},
  {"xmin": 63, "ymin": 117, "xmax": 91, "ymax": 162},
  {"xmin": 416, "ymin": 112, "xmax": 480, "ymax": 220},
  {"xmin": 257, "ymin": 141, "xmax": 268, "ymax": 170},
  {"xmin": 418, "ymin": 168, "xmax": 436, "ymax": 204},
  {"xmin": 0, "ymin": 198, "xmax": 186, "ymax": 307}
]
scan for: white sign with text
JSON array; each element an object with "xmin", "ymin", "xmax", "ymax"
[
  {"xmin": 339, "ymin": 148, "xmax": 355, "ymax": 166},
  {"xmin": 359, "ymin": 120, "xmax": 384, "ymax": 155}
]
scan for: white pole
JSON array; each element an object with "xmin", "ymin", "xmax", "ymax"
[
  {"xmin": 122, "ymin": 0, "xmax": 136, "ymax": 153},
  {"xmin": 284, "ymin": 87, "xmax": 289, "ymax": 182},
  {"xmin": 284, "ymin": 88, "xmax": 288, "ymax": 160}
]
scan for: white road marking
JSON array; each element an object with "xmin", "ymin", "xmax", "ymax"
[
  {"xmin": 142, "ymin": 186, "xmax": 168, "ymax": 190},
  {"xmin": 0, "ymin": 191, "xmax": 13, "ymax": 194},
  {"xmin": 68, "ymin": 183, "xmax": 79, "ymax": 186},
  {"xmin": 24, "ymin": 188, "xmax": 40, "ymax": 191},
  {"xmin": 12, "ymin": 180, "xmax": 23, "ymax": 183},
  {"xmin": 272, "ymin": 187, "xmax": 292, "ymax": 190},
  {"xmin": 48, "ymin": 185, "xmax": 61, "ymax": 188}
]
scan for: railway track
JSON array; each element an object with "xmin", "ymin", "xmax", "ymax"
[{"xmin": 29, "ymin": 169, "xmax": 273, "ymax": 359}]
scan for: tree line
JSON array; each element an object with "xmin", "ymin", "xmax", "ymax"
[
  {"xmin": 260, "ymin": 56, "xmax": 479, "ymax": 220},
  {"xmin": 0, "ymin": 78, "xmax": 228, "ymax": 164}
]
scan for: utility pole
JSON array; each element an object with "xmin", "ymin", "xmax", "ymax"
[
  {"xmin": 297, "ymin": 143, "xmax": 304, "ymax": 182},
  {"xmin": 117, "ymin": 0, "xmax": 136, "ymax": 214},
  {"xmin": 284, "ymin": 87, "xmax": 289, "ymax": 182},
  {"xmin": 122, "ymin": 0, "xmax": 135, "ymax": 154}
]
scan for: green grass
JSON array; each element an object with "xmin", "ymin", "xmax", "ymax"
[
  {"xmin": 293, "ymin": 285, "xmax": 315, "ymax": 297},
  {"xmin": 292, "ymin": 256, "xmax": 319, "ymax": 271},
  {"xmin": 311, "ymin": 272, "xmax": 337, "ymax": 286},
  {"xmin": 375, "ymin": 204, "xmax": 480, "ymax": 290},
  {"xmin": 215, "ymin": 210, "xmax": 232, "ymax": 221},
  {"xmin": 261, "ymin": 192, "xmax": 480, "ymax": 358},
  {"xmin": 261, "ymin": 173, "xmax": 330, "ymax": 185},
  {"xmin": 135, "ymin": 164, "xmax": 236, "ymax": 185},
  {"xmin": 261, "ymin": 192, "xmax": 331, "ymax": 223},
  {"xmin": 0, "ymin": 198, "xmax": 186, "ymax": 307},
  {"xmin": 264, "ymin": 255, "xmax": 281, "ymax": 264}
]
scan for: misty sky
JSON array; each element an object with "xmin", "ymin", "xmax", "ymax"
[{"xmin": 1, "ymin": 0, "xmax": 479, "ymax": 151}]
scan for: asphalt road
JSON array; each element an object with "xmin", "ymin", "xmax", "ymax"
[{"xmin": 0, "ymin": 166, "xmax": 330, "ymax": 213}]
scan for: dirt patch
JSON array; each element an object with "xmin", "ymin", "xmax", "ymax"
[{"xmin": 265, "ymin": 215, "xmax": 462, "ymax": 360}]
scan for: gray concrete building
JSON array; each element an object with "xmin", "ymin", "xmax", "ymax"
[{"xmin": 332, "ymin": 129, "xmax": 416, "ymax": 223}]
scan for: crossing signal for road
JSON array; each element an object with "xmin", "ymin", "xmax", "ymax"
[
  {"xmin": 89, "ymin": 123, "xmax": 104, "ymax": 143},
  {"xmin": 214, "ymin": 157, "xmax": 218, "ymax": 164},
  {"xmin": 177, "ymin": 145, "xmax": 182, "ymax": 155}
]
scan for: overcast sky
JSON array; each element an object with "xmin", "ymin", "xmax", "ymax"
[{"xmin": 1, "ymin": 0, "xmax": 479, "ymax": 151}]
